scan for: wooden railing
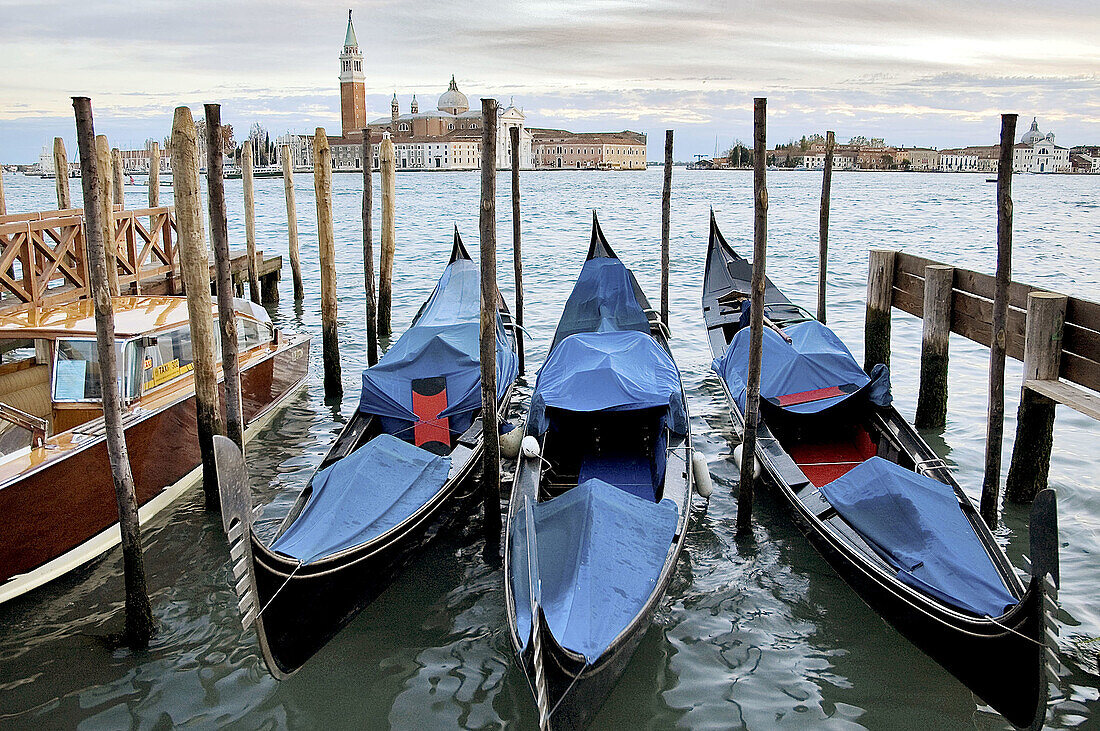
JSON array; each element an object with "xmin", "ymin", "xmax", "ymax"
[
  {"xmin": 891, "ymin": 251, "xmax": 1100, "ymax": 395},
  {"xmin": 0, "ymin": 206, "xmax": 178, "ymax": 308}
]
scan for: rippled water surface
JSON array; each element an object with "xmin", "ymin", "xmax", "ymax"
[{"xmin": 1, "ymin": 169, "xmax": 1098, "ymax": 729}]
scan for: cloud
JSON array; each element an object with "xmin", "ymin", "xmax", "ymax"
[{"xmin": 1, "ymin": 0, "xmax": 1097, "ymax": 161}]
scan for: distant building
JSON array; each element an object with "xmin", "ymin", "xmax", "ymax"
[
  {"xmin": 897, "ymin": 147, "xmax": 939, "ymax": 171},
  {"xmin": 939, "ymin": 149, "xmax": 979, "ymax": 172},
  {"xmin": 1013, "ymin": 118, "xmax": 1069, "ymax": 173},
  {"xmin": 529, "ymin": 129, "xmax": 647, "ymax": 170}
]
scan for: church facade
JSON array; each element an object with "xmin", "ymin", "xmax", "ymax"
[{"xmin": 278, "ymin": 12, "xmax": 533, "ymax": 172}]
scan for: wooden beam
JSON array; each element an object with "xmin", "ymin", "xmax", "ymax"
[
  {"xmin": 818, "ymin": 130, "xmax": 834, "ymax": 324},
  {"xmin": 313, "ymin": 128, "xmax": 342, "ymax": 398},
  {"xmin": 1025, "ymin": 379, "xmax": 1100, "ymax": 421},
  {"xmin": 479, "ymin": 98, "xmax": 502, "ymax": 548}
]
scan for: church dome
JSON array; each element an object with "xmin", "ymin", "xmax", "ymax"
[
  {"xmin": 437, "ymin": 76, "xmax": 469, "ymax": 115},
  {"xmin": 1021, "ymin": 117, "xmax": 1045, "ymax": 145}
]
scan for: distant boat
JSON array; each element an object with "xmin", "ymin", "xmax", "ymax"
[{"xmin": 986, "ymin": 178, "xmax": 998, "ymax": 182}]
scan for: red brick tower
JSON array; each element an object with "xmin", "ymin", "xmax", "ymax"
[{"xmin": 339, "ymin": 10, "xmax": 366, "ymax": 137}]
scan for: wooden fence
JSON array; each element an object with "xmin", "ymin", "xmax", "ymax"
[
  {"xmin": 0, "ymin": 206, "xmax": 178, "ymax": 307},
  {"xmin": 890, "ymin": 251, "xmax": 1100, "ymax": 417}
]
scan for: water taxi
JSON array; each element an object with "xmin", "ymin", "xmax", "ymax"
[{"xmin": 0, "ymin": 295, "xmax": 310, "ymax": 604}]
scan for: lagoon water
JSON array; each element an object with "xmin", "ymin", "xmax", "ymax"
[{"xmin": 0, "ymin": 168, "xmax": 1098, "ymax": 729}]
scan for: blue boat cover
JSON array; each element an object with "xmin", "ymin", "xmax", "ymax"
[
  {"xmin": 528, "ymin": 330, "xmax": 687, "ymax": 435},
  {"xmin": 713, "ymin": 319, "xmax": 873, "ymax": 414},
  {"xmin": 512, "ymin": 479, "xmax": 679, "ymax": 662},
  {"xmin": 358, "ymin": 258, "xmax": 518, "ymax": 436},
  {"xmin": 270, "ymin": 434, "xmax": 451, "ymax": 564},
  {"xmin": 820, "ymin": 457, "xmax": 1017, "ymax": 617},
  {"xmin": 550, "ymin": 257, "xmax": 650, "ymax": 349}
]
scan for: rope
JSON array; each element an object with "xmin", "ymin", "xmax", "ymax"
[
  {"xmin": 531, "ymin": 608, "xmax": 551, "ymax": 731},
  {"xmin": 257, "ymin": 560, "xmax": 303, "ymax": 618}
]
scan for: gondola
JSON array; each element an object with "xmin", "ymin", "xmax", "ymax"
[
  {"xmin": 213, "ymin": 229, "xmax": 519, "ymax": 678},
  {"xmin": 504, "ymin": 213, "xmax": 695, "ymax": 729},
  {"xmin": 702, "ymin": 211, "xmax": 1060, "ymax": 730}
]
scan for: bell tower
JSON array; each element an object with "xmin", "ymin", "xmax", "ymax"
[{"xmin": 339, "ymin": 10, "xmax": 366, "ymax": 137}]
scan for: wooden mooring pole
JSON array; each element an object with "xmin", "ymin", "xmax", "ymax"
[
  {"xmin": 510, "ymin": 125, "xmax": 524, "ymax": 374},
  {"xmin": 172, "ymin": 106, "xmax": 223, "ymax": 509},
  {"xmin": 378, "ymin": 132, "xmax": 396, "ymax": 339},
  {"xmin": 980, "ymin": 113, "xmax": 1018, "ymax": 526},
  {"xmin": 914, "ymin": 265, "xmax": 954, "ymax": 429},
  {"xmin": 864, "ymin": 249, "xmax": 895, "ymax": 373},
  {"xmin": 480, "ymin": 98, "xmax": 503, "ymax": 548},
  {"xmin": 72, "ymin": 96, "xmax": 155, "ymax": 648},
  {"xmin": 313, "ymin": 128, "xmax": 342, "ymax": 398},
  {"xmin": 737, "ymin": 98, "xmax": 768, "ymax": 538},
  {"xmin": 148, "ymin": 142, "xmax": 160, "ymax": 208},
  {"xmin": 281, "ymin": 145, "xmax": 304, "ymax": 301},
  {"xmin": 242, "ymin": 141, "xmax": 261, "ymax": 303},
  {"xmin": 205, "ymin": 104, "xmax": 245, "ymax": 450},
  {"xmin": 53, "ymin": 137, "xmax": 71, "ymax": 208},
  {"xmin": 1006, "ymin": 292, "xmax": 1066, "ymax": 503},
  {"xmin": 661, "ymin": 129, "xmax": 673, "ymax": 329},
  {"xmin": 818, "ymin": 130, "xmax": 834, "ymax": 324},
  {"xmin": 362, "ymin": 132, "xmax": 378, "ymax": 366},
  {"xmin": 112, "ymin": 148, "xmax": 125, "ymax": 209},
  {"xmin": 0, "ymin": 167, "xmax": 6, "ymax": 216},
  {"xmin": 95, "ymin": 135, "xmax": 120, "ymax": 297}
]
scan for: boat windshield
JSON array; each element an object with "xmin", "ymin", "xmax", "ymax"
[{"xmin": 53, "ymin": 340, "xmax": 108, "ymax": 401}]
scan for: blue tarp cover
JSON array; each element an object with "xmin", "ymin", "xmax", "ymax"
[
  {"xmin": 528, "ymin": 330, "xmax": 687, "ymax": 435},
  {"xmin": 358, "ymin": 259, "xmax": 518, "ymax": 436},
  {"xmin": 713, "ymin": 319, "xmax": 871, "ymax": 414},
  {"xmin": 271, "ymin": 433, "xmax": 451, "ymax": 564},
  {"xmin": 550, "ymin": 257, "xmax": 650, "ymax": 349},
  {"xmin": 820, "ymin": 457, "xmax": 1017, "ymax": 617},
  {"xmin": 512, "ymin": 479, "xmax": 679, "ymax": 662}
]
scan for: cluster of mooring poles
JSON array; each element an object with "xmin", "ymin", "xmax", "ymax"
[{"xmin": 41, "ymin": 93, "xmax": 1091, "ymax": 651}]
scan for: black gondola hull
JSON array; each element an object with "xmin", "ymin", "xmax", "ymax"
[{"xmin": 248, "ymin": 470, "xmax": 478, "ymax": 677}]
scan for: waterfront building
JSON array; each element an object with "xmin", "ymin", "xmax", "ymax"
[
  {"xmin": 1013, "ymin": 119, "xmax": 1070, "ymax": 173},
  {"xmin": 897, "ymin": 148, "xmax": 939, "ymax": 171},
  {"xmin": 939, "ymin": 149, "xmax": 979, "ymax": 172},
  {"xmin": 529, "ymin": 128, "xmax": 647, "ymax": 169},
  {"xmin": 802, "ymin": 144, "xmax": 856, "ymax": 170}
]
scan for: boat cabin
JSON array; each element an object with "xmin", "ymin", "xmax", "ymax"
[{"xmin": 0, "ymin": 296, "xmax": 274, "ymax": 458}]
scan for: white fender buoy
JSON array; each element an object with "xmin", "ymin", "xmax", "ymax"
[
  {"xmin": 500, "ymin": 426, "xmax": 523, "ymax": 459},
  {"xmin": 691, "ymin": 452, "xmax": 714, "ymax": 498},
  {"xmin": 732, "ymin": 443, "xmax": 761, "ymax": 479},
  {"xmin": 521, "ymin": 435, "xmax": 542, "ymax": 461}
]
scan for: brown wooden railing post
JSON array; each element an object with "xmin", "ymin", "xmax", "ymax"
[
  {"xmin": 738, "ymin": 97, "xmax": 768, "ymax": 537},
  {"xmin": 1006, "ymin": 292, "xmax": 1066, "ymax": 503},
  {"xmin": 0, "ymin": 166, "xmax": 7, "ymax": 216},
  {"xmin": 54, "ymin": 137, "xmax": 71, "ymax": 209},
  {"xmin": 915, "ymin": 265, "xmax": 954, "ymax": 429},
  {"xmin": 313, "ymin": 128, "xmax": 342, "ymax": 398},
  {"xmin": 980, "ymin": 113, "xmax": 1018, "ymax": 526},
  {"xmin": 72, "ymin": 95, "xmax": 154, "ymax": 649},
  {"xmin": 864, "ymin": 249, "xmax": 895, "ymax": 373},
  {"xmin": 172, "ymin": 106, "xmax": 223, "ymax": 509}
]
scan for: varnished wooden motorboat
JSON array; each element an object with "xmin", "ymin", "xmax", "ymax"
[
  {"xmin": 215, "ymin": 231, "xmax": 519, "ymax": 678},
  {"xmin": 504, "ymin": 213, "xmax": 694, "ymax": 729},
  {"xmin": 0, "ymin": 295, "xmax": 310, "ymax": 604},
  {"xmin": 702, "ymin": 211, "xmax": 1059, "ymax": 730}
]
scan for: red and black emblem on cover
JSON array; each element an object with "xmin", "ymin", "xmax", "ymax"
[{"xmin": 412, "ymin": 376, "xmax": 450, "ymax": 455}]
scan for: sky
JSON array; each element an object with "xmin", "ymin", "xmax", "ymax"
[{"xmin": 1, "ymin": 0, "xmax": 1098, "ymax": 163}]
